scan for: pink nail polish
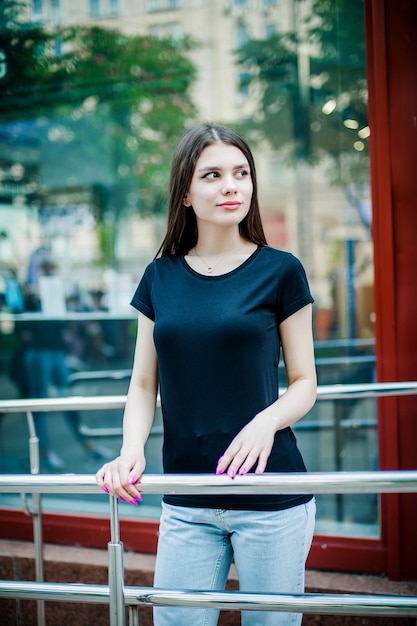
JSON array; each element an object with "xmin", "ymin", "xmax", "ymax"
[
  {"xmin": 130, "ymin": 500, "xmax": 138, "ymax": 506},
  {"xmin": 128, "ymin": 475, "xmax": 136, "ymax": 485},
  {"xmin": 102, "ymin": 487, "xmax": 110, "ymax": 493},
  {"xmin": 119, "ymin": 497, "xmax": 127, "ymax": 502},
  {"xmin": 135, "ymin": 494, "xmax": 143, "ymax": 502},
  {"xmin": 216, "ymin": 466, "xmax": 223, "ymax": 475},
  {"xmin": 228, "ymin": 469, "xmax": 235, "ymax": 479},
  {"xmin": 238, "ymin": 467, "xmax": 246, "ymax": 476}
]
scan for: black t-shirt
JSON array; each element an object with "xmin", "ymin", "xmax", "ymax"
[{"xmin": 131, "ymin": 245, "xmax": 314, "ymax": 510}]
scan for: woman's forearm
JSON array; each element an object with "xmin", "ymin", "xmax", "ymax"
[
  {"xmin": 120, "ymin": 382, "xmax": 157, "ymax": 456},
  {"xmin": 260, "ymin": 376, "xmax": 317, "ymax": 432}
]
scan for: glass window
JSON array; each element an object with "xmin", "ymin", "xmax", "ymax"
[
  {"xmin": 238, "ymin": 71, "xmax": 250, "ymax": 96},
  {"xmin": 235, "ymin": 22, "xmax": 249, "ymax": 49},
  {"xmin": 147, "ymin": 0, "xmax": 178, "ymax": 12},
  {"xmin": 53, "ymin": 37, "xmax": 62, "ymax": 54},
  {"xmin": 51, "ymin": 0, "xmax": 61, "ymax": 25},
  {"xmin": 166, "ymin": 22, "xmax": 181, "ymax": 40},
  {"xmin": 263, "ymin": 0, "xmax": 279, "ymax": 9},
  {"xmin": 0, "ymin": 50, "xmax": 6, "ymax": 79},
  {"xmin": 236, "ymin": 0, "xmax": 374, "ymax": 537},
  {"xmin": 147, "ymin": 0, "xmax": 159, "ymax": 12},
  {"xmin": 110, "ymin": 0, "xmax": 120, "ymax": 16},
  {"xmin": 149, "ymin": 24, "xmax": 163, "ymax": 37},
  {"xmin": 89, "ymin": 0, "xmax": 100, "ymax": 18},
  {"xmin": 149, "ymin": 22, "xmax": 181, "ymax": 39},
  {"xmin": 265, "ymin": 22, "xmax": 276, "ymax": 38},
  {"xmin": 0, "ymin": 0, "xmax": 376, "ymax": 540},
  {"xmin": 32, "ymin": 0, "xmax": 43, "ymax": 20}
]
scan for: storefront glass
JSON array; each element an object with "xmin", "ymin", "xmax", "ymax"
[{"xmin": 0, "ymin": 0, "xmax": 376, "ymax": 538}]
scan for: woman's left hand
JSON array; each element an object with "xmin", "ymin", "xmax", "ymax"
[
  {"xmin": 216, "ymin": 304, "xmax": 317, "ymax": 479},
  {"xmin": 215, "ymin": 412, "xmax": 276, "ymax": 478}
]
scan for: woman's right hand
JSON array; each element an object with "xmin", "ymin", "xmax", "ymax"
[
  {"xmin": 96, "ymin": 312, "xmax": 157, "ymax": 505},
  {"xmin": 95, "ymin": 451, "xmax": 145, "ymax": 505}
]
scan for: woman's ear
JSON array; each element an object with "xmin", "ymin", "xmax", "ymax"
[{"xmin": 183, "ymin": 195, "xmax": 191, "ymax": 207}]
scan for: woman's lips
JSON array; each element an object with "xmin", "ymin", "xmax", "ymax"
[{"xmin": 218, "ymin": 202, "xmax": 241, "ymax": 210}]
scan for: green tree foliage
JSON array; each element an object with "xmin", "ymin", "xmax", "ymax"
[
  {"xmin": 0, "ymin": 2, "xmax": 196, "ymax": 226},
  {"xmin": 51, "ymin": 25, "xmax": 197, "ymax": 218},
  {"xmin": 0, "ymin": 0, "xmax": 55, "ymax": 102},
  {"xmin": 236, "ymin": 0, "xmax": 368, "ymax": 187}
]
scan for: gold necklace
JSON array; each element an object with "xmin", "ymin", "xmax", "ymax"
[{"xmin": 193, "ymin": 243, "xmax": 247, "ymax": 273}]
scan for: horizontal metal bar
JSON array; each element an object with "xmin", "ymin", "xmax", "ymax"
[
  {"xmin": 0, "ymin": 582, "xmax": 415, "ymax": 617},
  {"xmin": 0, "ymin": 581, "xmax": 110, "ymax": 603},
  {"xmin": 69, "ymin": 370, "xmax": 132, "ymax": 383},
  {"xmin": 137, "ymin": 589, "xmax": 417, "ymax": 617},
  {"xmin": 0, "ymin": 395, "xmax": 127, "ymax": 413},
  {"xmin": 0, "ymin": 312, "xmax": 135, "ymax": 322},
  {"xmin": 78, "ymin": 424, "xmax": 163, "ymax": 438},
  {"xmin": 293, "ymin": 418, "xmax": 377, "ymax": 430},
  {"xmin": 315, "ymin": 355, "xmax": 375, "ymax": 366},
  {"xmin": 0, "ymin": 471, "xmax": 416, "ymax": 495},
  {"xmin": 314, "ymin": 338, "xmax": 375, "ymax": 349},
  {"xmin": 67, "ymin": 355, "xmax": 377, "ymax": 382},
  {"xmin": 78, "ymin": 425, "xmax": 124, "ymax": 437},
  {"xmin": 80, "ymin": 416, "xmax": 378, "ymax": 439},
  {"xmin": 316, "ymin": 381, "xmax": 417, "ymax": 399},
  {"xmin": 0, "ymin": 382, "xmax": 416, "ymax": 414}
]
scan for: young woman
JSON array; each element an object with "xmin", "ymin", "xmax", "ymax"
[{"xmin": 96, "ymin": 123, "xmax": 317, "ymax": 626}]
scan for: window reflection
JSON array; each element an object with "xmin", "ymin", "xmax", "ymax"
[
  {"xmin": 0, "ymin": 0, "xmax": 376, "ymax": 538},
  {"xmin": 89, "ymin": 0, "xmax": 99, "ymax": 19}
]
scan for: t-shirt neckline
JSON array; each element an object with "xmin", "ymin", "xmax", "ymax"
[{"xmin": 181, "ymin": 245, "xmax": 263, "ymax": 279}]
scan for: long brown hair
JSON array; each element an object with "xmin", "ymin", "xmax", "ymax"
[{"xmin": 157, "ymin": 124, "xmax": 267, "ymax": 257}]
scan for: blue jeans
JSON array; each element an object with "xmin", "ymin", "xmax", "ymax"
[{"xmin": 153, "ymin": 498, "xmax": 316, "ymax": 626}]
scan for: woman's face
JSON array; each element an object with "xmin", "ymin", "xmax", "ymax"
[{"xmin": 184, "ymin": 142, "xmax": 253, "ymax": 229}]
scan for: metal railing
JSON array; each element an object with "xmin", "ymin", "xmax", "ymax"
[
  {"xmin": 1, "ymin": 380, "xmax": 417, "ymax": 439},
  {"xmin": 1, "ymin": 472, "xmax": 417, "ymax": 626},
  {"xmin": 1, "ymin": 382, "xmax": 417, "ymax": 625}
]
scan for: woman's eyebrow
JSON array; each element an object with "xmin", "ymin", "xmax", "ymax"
[{"xmin": 197, "ymin": 163, "xmax": 250, "ymax": 172}]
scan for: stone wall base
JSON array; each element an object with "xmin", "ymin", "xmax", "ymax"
[{"xmin": 1, "ymin": 540, "xmax": 416, "ymax": 625}]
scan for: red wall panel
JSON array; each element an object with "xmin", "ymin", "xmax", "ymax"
[{"xmin": 366, "ymin": 0, "xmax": 417, "ymax": 580}]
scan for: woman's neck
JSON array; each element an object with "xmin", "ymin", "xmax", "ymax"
[
  {"xmin": 185, "ymin": 228, "xmax": 258, "ymax": 276},
  {"xmin": 193, "ymin": 225, "xmax": 246, "ymax": 256}
]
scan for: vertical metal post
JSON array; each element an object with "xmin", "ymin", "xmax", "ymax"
[
  {"xmin": 108, "ymin": 495, "xmax": 127, "ymax": 626},
  {"xmin": 26, "ymin": 410, "xmax": 46, "ymax": 626},
  {"xmin": 129, "ymin": 606, "xmax": 140, "ymax": 626},
  {"xmin": 334, "ymin": 402, "xmax": 345, "ymax": 522}
]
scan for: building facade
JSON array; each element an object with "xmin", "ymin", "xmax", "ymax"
[{"xmin": 0, "ymin": 0, "xmax": 415, "ymax": 581}]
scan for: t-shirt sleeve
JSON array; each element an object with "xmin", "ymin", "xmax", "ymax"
[
  {"xmin": 130, "ymin": 262, "xmax": 156, "ymax": 321},
  {"xmin": 276, "ymin": 253, "xmax": 314, "ymax": 324}
]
